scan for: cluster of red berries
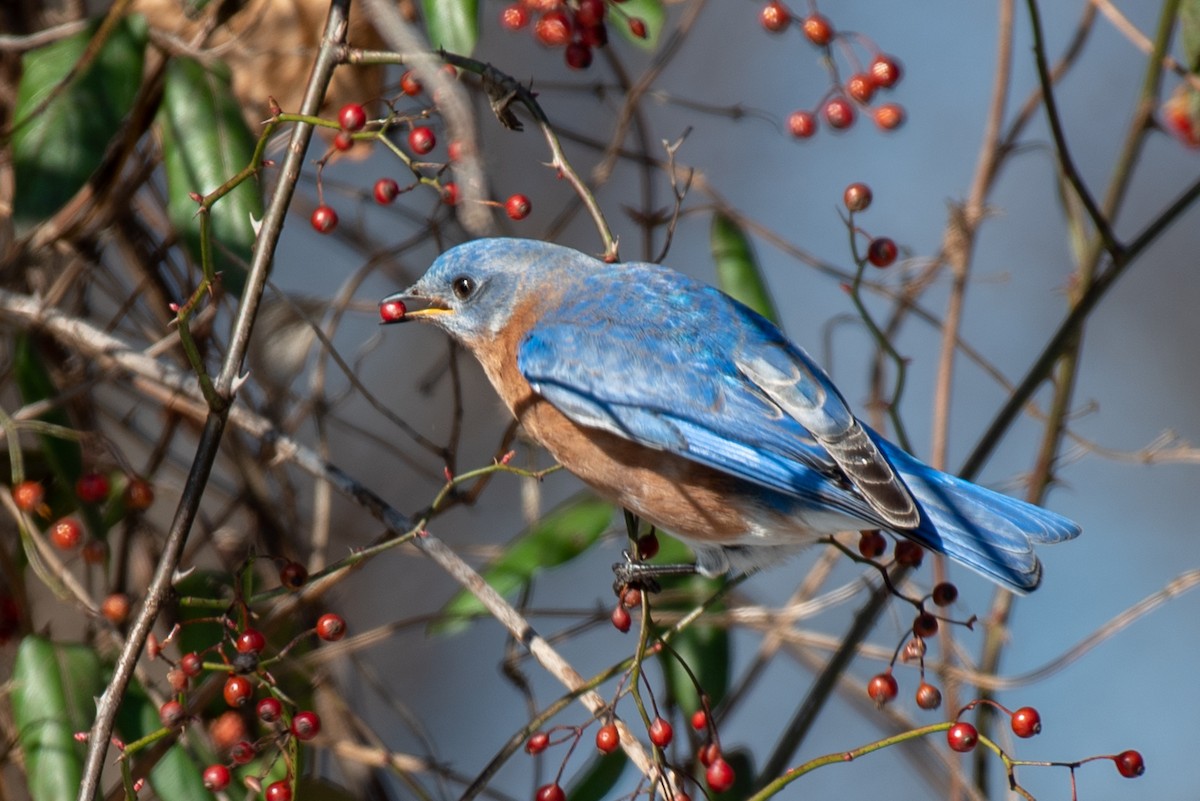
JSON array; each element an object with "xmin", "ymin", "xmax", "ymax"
[
  {"xmin": 757, "ymin": 2, "xmax": 904, "ymax": 138},
  {"xmin": 310, "ymin": 98, "xmax": 535, "ymax": 236},
  {"xmin": 838, "ymin": 183, "xmax": 900, "ymax": 269},
  {"xmin": 500, "ymin": 0, "xmax": 649, "ymax": 71},
  {"xmin": 527, "ymin": 709, "xmax": 735, "ymax": 798}
]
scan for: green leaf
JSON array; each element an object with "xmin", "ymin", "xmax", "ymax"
[
  {"xmin": 711, "ymin": 212, "xmax": 778, "ymax": 324},
  {"xmin": 11, "ymin": 637, "xmax": 104, "ymax": 801},
  {"xmin": 649, "ymin": 535, "xmax": 730, "ymax": 710},
  {"xmin": 567, "ymin": 750, "xmax": 627, "ymax": 801},
  {"xmin": 11, "ymin": 16, "xmax": 147, "ymax": 230},
  {"xmin": 611, "ymin": 0, "xmax": 665, "ymax": 50},
  {"xmin": 158, "ymin": 57, "xmax": 263, "ymax": 297},
  {"xmin": 1180, "ymin": 0, "xmax": 1200, "ymax": 73},
  {"xmin": 113, "ymin": 681, "xmax": 209, "ymax": 801},
  {"xmin": 421, "ymin": 0, "xmax": 479, "ymax": 55},
  {"xmin": 433, "ymin": 494, "xmax": 614, "ymax": 634}
]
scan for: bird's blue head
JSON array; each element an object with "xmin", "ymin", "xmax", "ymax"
[{"xmin": 381, "ymin": 238, "xmax": 605, "ymax": 344}]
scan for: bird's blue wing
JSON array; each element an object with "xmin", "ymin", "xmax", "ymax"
[{"xmin": 517, "ymin": 264, "xmax": 896, "ymax": 522}]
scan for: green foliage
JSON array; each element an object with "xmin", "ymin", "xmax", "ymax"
[
  {"xmin": 434, "ymin": 494, "xmax": 614, "ymax": 634},
  {"xmin": 11, "ymin": 16, "xmax": 147, "ymax": 230},
  {"xmin": 711, "ymin": 212, "xmax": 779, "ymax": 324},
  {"xmin": 612, "ymin": 0, "xmax": 666, "ymax": 50},
  {"xmin": 11, "ymin": 637, "xmax": 104, "ymax": 801},
  {"xmin": 1180, "ymin": 0, "xmax": 1200, "ymax": 73},
  {"xmin": 422, "ymin": 0, "xmax": 479, "ymax": 55},
  {"xmin": 567, "ymin": 750, "xmax": 628, "ymax": 801},
  {"xmin": 158, "ymin": 57, "xmax": 263, "ymax": 296}
]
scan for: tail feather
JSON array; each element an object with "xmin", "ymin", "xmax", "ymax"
[{"xmin": 877, "ymin": 439, "xmax": 1081, "ymax": 593}]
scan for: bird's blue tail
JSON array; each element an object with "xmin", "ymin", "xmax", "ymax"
[{"xmin": 875, "ymin": 437, "xmax": 1081, "ymax": 593}]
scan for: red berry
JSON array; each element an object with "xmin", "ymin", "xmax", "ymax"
[
  {"xmin": 801, "ymin": 13, "xmax": 833, "ymax": 46},
  {"xmin": 947, "ymin": 721, "xmax": 978, "ymax": 753},
  {"xmin": 858, "ymin": 530, "xmax": 886, "ymax": 559},
  {"xmin": 847, "ymin": 73, "xmax": 875, "ymax": 104},
  {"xmin": 338, "ymin": 103, "xmax": 367, "ymax": 132},
  {"xmin": 159, "ymin": 699, "xmax": 186, "ymax": 728},
  {"xmin": 202, "ymin": 764, "xmax": 231, "ymax": 791},
  {"xmin": 580, "ymin": 23, "xmax": 607, "ymax": 47},
  {"xmin": 912, "ymin": 611, "xmax": 939, "ymax": 638},
  {"xmin": 167, "ymin": 668, "xmax": 188, "ymax": 692},
  {"xmin": 931, "ymin": 582, "xmax": 958, "ymax": 607},
  {"xmin": 124, "ymin": 477, "xmax": 154, "ymax": 510},
  {"xmin": 279, "ymin": 560, "xmax": 308, "ymax": 589},
  {"xmin": 408, "ymin": 126, "xmax": 436, "ymax": 155},
  {"xmin": 894, "ymin": 539, "xmax": 924, "ymax": 566},
  {"xmin": 760, "ymin": 1, "xmax": 790, "ymax": 32},
  {"xmin": 595, "ymin": 722, "xmax": 620, "ymax": 753},
  {"xmin": 291, "ymin": 710, "xmax": 321, "ymax": 740},
  {"xmin": 535, "ymin": 11, "xmax": 571, "ymax": 47},
  {"xmin": 576, "ymin": 0, "xmax": 606, "ymax": 27},
  {"xmin": 535, "ymin": 784, "xmax": 566, "ymax": 801},
  {"xmin": 82, "ymin": 539, "xmax": 107, "ymax": 564},
  {"xmin": 316, "ymin": 612, "xmax": 346, "ymax": 641},
  {"xmin": 12, "ymin": 480, "xmax": 44, "ymax": 512},
  {"xmin": 822, "ymin": 96, "xmax": 855, "ymax": 130},
  {"xmin": 691, "ymin": 709, "xmax": 708, "ymax": 730},
  {"xmin": 648, "ymin": 716, "xmax": 673, "ymax": 748},
  {"xmin": 442, "ymin": 182, "xmax": 459, "ymax": 206},
  {"xmin": 867, "ymin": 235, "xmax": 899, "ymax": 267},
  {"xmin": 565, "ymin": 41, "xmax": 592, "ymax": 69},
  {"xmin": 843, "ymin": 182, "xmax": 872, "ymax": 212},
  {"xmin": 621, "ymin": 587, "xmax": 642, "ymax": 609},
  {"xmin": 915, "ymin": 682, "xmax": 942, "ymax": 710},
  {"xmin": 500, "ymin": 4, "xmax": 529, "ymax": 30},
  {"xmin": 628, "ymin": 18, "xmax": 648, "ymax": 39},
  {"xmin": 1115, "ymin": 749, "xmax": 1145, "ymax": 778},
  {"xmin": 311, "ymin": 205, "xmax": 338, "ymax": 233},
  {"xmin": 505, "ymin": 193, "xmax": 532, "ymax": 220},
  {"xmin": 76, "ymin": 472, "xmax": 110, "ymax": 503},
  {"xmin": 787, "ymin": 110, "xmax": 817, "ymax": 139},
  {"xmin": 266, "ymin": 780, "xmax": 293, "ymax": 801},
  {"xmin": 333, "ymin": 130, "xmax": 354, "ymax": 151},
  {"xmin": 373, "ymin": 177, "xmax": 400, "ymax": 205},
  {"xmin": 223, "ymin": 675, "xmax": 253, "ymax": 708},
  {"xmin": 400, "ymin": 70, "xmax": 422, "ymax": 96},
  {"xmin": 101, "ymin": 592, "xmax": 131, "ymax": 625},
  {"xmin": 229, "ymin": 739, "xmax": 256, "ymax": 764},
  {"xmin": 1010, "ymin": 706, "xmax": 1041, "ymax": 738},
  {"xmin": 50, "ymin": 517, "xmax": 83, "ymax": 550},
  {"xmin": 180, "ymin": 652, "xmax": 203, "ymax": 677},
  {"xmin": 698, "ymin": 742, "xmax": 720, "ymax": 767},
  {"xmin": 447, "ymin": 140, "xmax": 464, "ymax": 161},
  {"xmin": 637, "ymin": 532, "xmax": 659, "ymax": 560},
  {"xmin": 257, "ymin": 696, "xmax": 283, "ymax": 723},
  {"xmin": 706, "ymin": 757, "xmax": 736, "ymax": 793},
  {"xmin": 236, "ymin": 628, "xmax": 266, "ymax": 654},
  {"xmin": 380, "ymin": 299, "xmax": 407, "ymax": 323},
  {"xmin": 525, "ymin": 731, "xmax": 550, "ymax": 754},
  {"xmin": 610, "ymin": 604, "xmax": 631, "ymax": 632},
  {"xmin": 867, "ymin": 671, "xmax": 898, "ymax": 706},
  {"xmin": 873, "ymin": 103, "xmax": 906, "ymax": 130},
  {"xmin": 869, "ymin": 55, "xmax": 903, "ymax": 88}
]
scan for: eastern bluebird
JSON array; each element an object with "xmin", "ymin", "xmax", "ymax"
[{"xmin": 382, "ymin": 238, "xmax": 1080, "ymax": 593}]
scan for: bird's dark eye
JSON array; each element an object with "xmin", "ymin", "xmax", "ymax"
[{"xmin": 451, "ymin": 275, "xmax": 476, "ymax": 300}]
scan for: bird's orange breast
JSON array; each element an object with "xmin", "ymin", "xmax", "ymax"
[{"xmin": 463, "ymin": 302, "xmax": 753, "ymax": 544}]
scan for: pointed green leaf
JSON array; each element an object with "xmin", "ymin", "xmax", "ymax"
[
  {"xmin": 158, "ymin": 57, "xmax": 262, "ymax": 297},
  {"xmin": 711, "ymin": 212, "xmax": 778, "ymax": 323},
  {"xmin": 11, "ymin": 637, "xmax": 104, "ymax": 801},
  {"xmin": 1180, "ymin": 0, "xmax": 1200, "ymax": 73},
  {"xmin": 611, "ymin": 0, "xmax": 665, "ymax": 50},
  {"xmin": 651, "ymin": 535, "xmax": 730, "ymax": 710},
  {"xmin": 433, "ymin": 494, "xmax": 614, "ymax": 634},
  {"xmin": 11, "ymin": 16, "xmax": 147, "ymax": 230},
  {"xmin": 421, "ymin": 0, "xmax": 478, "ymax": 55},
  {"xmin": 567, "ymin": 750, "xmax": 627, "ymax": 801}
]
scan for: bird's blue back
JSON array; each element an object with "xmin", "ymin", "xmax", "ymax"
[{"xmin": 517, "ymin": 258, "xmax": 1079, "ymax": 591}]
